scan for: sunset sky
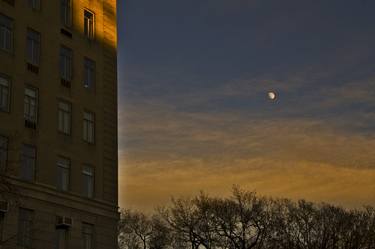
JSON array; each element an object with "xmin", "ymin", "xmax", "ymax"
[{"xmin": 117, "ymin": 0, "xmax": 375, "ymax": 211}]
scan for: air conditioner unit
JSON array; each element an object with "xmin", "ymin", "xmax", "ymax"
[
  {"xmin": 56, "ymin": 216, "xmax": 73, "ymax": 228},
  {"xmin": 0, "ymin": 201, "xmax": 9, "ymax": 213}
]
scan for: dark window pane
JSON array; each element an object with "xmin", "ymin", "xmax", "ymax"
[
  {"xmin": 20, "ymin": 145, "xmax": 36, "ymax": 181},
  {"xmin": 17, "ymin": 208, "xmax": 34, "ymax": 247}
]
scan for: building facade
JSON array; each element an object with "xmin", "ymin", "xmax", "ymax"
[{"xmin": 0, "ymin": 0, "xmax": 118, "ymax": 248}]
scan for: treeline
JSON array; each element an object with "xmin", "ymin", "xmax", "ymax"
[{"xmin": 118, "ymin": 187, "xmax": 375, "ymax": 249}]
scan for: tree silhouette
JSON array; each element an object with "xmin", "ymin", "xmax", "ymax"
[{"xmin": 118, "ymin": 187, "xmax": 375, "ymax": 249}]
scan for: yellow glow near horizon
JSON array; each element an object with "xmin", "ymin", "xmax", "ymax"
[{"xmin": 118, "ymin": 104, "xmax": 375, "ymax": 211}]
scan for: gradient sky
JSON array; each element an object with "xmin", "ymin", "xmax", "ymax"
[{"xmin": 117, "ymin": 0, "xmax": 375, "ymax": 211}]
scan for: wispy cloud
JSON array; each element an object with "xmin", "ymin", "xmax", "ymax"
[
  {"xmin": 118, "ymin": 97, "xmax": 375, "ymax": 211},
  {"xmin": 119, "ymin": 158, "xmax": 375, "ymax": 212},
  {"xmin": 118, "ymin": 0, "xmax": 375, "ymax": 211}
]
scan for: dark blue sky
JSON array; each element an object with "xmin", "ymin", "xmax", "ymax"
[{"xmin": 117, "ymin": 0, "xmax": 375, "ymax": 210}]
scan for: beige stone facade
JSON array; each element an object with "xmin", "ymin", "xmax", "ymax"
[{"xmin": 0, "ymin": 0, "xmax": 118, "ymax": 248}]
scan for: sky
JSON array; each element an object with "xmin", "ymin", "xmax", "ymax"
[{"xmin": 117, "ymin": 0, "xmax": 375, "ymax": 211}]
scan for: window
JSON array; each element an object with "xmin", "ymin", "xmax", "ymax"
[
  {"xmin": 26, "ymin": 29, "xmax": 41, "ymax": 66},
  {"xmin": 84, "ymin": 58, "xmax": 95, "ymax": 89},
  {"xmin": 56, "ymin": 228, "xmax": 69, "ymax": 249},
  {"xmin": 24, "ymin": 87, "xmax": 38, "ymax": 124},
  {"xmin": 83, "ymin": 111, "xmax": 94, "ymax": 143},
  {"xmin": 28, "ymin": 0, "xmax": 41, "ymax": 10},
  {"xmin": 82, "ymin": 223, "xmax": 94, "ymax": 249},
  {"xmin": 2, "ymin": 0, "xmax": 15, "ymax": 6},
  {"xmin": 17, "ymin": 208, "xmax": 34, "ymax": 248},
  {"xmin": 84, "ymin": 10, "xmax": 94, "ymax": 40},
  {"xmin": 57, "ymin": 156, "xmax": 70, "ymax": 191},
  {"xmin": 0, "ymin": 75, "xmax": 10, "ymax": 112},
  {"xmin": 58, "ymin": 101, "xmax": 71, "ymax": 135},
  {"xmin": 0, "ymin": 14, "xmax": 13, "ymax": 52},
  {"xmin": 61, "ymin": 0, "xmax": 72, "ymax": 27},
  {"xmin": 0, "ymin": 136, "xmax": 8, "ymax": 172},
  {"xmin": 0, "ymin": 212, "xmax": 4, "ymax": 244},
  {"xmin": 82, "ymin": 166, "xmax": 94, "ymax": 198},
  {"xmin": 60, "ymin": 46, "xmax": 72, "ymax": 82},
  {"xmin": 20, "ymin": 144, "xmax": 36, "ymax": 181}
]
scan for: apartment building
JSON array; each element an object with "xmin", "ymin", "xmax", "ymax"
[{"xmin": 0, "ymin": 0, "xmax": 118, "ymax": 248}]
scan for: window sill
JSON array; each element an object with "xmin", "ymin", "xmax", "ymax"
[
  {"xmin": 83, "ymin": 85, "xmax": 96, "ymax": 93},
  {"xmin": 18, "ymin": 177, "xmax": 36, "ymax": 184},
  {"xmin": 24, "ymin": 120, "xmax": 37, "ymax": 129},
  {"xmin": 61, "ymin": 78, "xmax": 71, "ymax": 88},
  {"xmin": 2, "ymin": 0, "xmax": 14, "ymax": 6},
  {"xmin": 61, "ymin": 28, "xmax": 72, "ymax": 38},
  {"xmin": 56, "ymin": 188, "xmax": 70, "ymax": 194},
  {"xmin": 0, "ymin": 108, "xmax": 10, "ymax": 113},
  {"xmin": 0, "ymin": 48, "xmax": 14, "ymax": 56},
  {"xmin": 83, "ymin": 140, "xmax": 95, "ymax": 146},
  {"xmin": 27, "ymin": 63, "xmax": 39, "ymax": 74},
  {"xmin": 58, "ymin": 130, "xmax": 71, "ymax": 136}
]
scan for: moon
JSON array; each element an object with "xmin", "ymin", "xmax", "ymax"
[{"xmin": 268, "ymin": 91, "xmax": 277, "ymax": 100}]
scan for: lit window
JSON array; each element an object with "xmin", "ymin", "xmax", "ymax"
[
  {"xmin": 28, "ymin": 0, "xmax": 41, "ymax": 10},
  {"xmin": 82, "ymin": 166, "xmax": 94, "ymax": 198},
  {"xmin": 58, "ymin": 101, "xmax": 72, "ymax": 135},
  {"xmin": 0, "ymin": 75, "xmax": 10, "ymax": 112},
  {"xmin": 20, "ymin": 144, "xmax": 36, "ymax": 181},
  {"xmin": 82, "ymin": 223, "xmax": 94, "ymax": 249},
  {"xmin": 60, "ymin": 46, "xmax": 72, "ymax": 81},
  {"xmin": 61, "ymin": 0, "xmax": 72, "ymax": 27},
  {"xmin": 83, "ymin": 111, "xmax": 94, "ymax": 143},
  {"xmin": 84, "ymin": 58, "xmax": 95, "ymax": 89},
  {"xmin": 0, "ymin": 136, "xmax": 8, "ymax": 172},
  {"xmin": 84, "ymin": 10, "xmax": 94, "ymax": 40},
  {"xmin": 26, "ymin": 29, "xmax": 41, "ymax": 66},
  {"xmin": 0, "ymin": 14, "xmax": 13, "ymax": 52},
  {"xmin": 17, "ymin": 208, "xmax": 34, "ymax": 248},
  {"xmin": 24, "ymin": 87, "xmax": 38, "ymax": 124},
  {"xmin": 57, "ymin": 156, "xmax": 70, "ymax": 191}
]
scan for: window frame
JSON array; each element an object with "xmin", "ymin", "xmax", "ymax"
[
  {"xmin": 2, "ymin": 0, "xmax": 15, "ymax": 6},
  {"xmin": 0, "ymin": 74, "xmax": 11, "ymax": 113},
  {"xmin": 82, "ymin": 223, "xmax": 95, "ymax": 249},
  {"xmin": 56, "ymin": 227, "xmax": 69, "ymax": 249},
  {"xmin": 24, "ymin": 86, "xmax": 39, "ymax": 124},
  {"xmin": 60, "ymin": 46, "xmax": 73, "ymax": 82},
  {"xmin": 82, "ymin": 165, "xmax": 94, "ymax": 198},
  {"xmin": 28, "ymin": 0, "xmax": 41, "ymax": 11},
  {"xmin": 0, "ymin": 14, "xmax": 14, "ymax": 53},
  {"xmin": 0, "ymin": 212, "xmax": 4, "ymax": 244},
  {"xmin": 61, "ymin": 0, "xmax": 72, "ymax": 27},
  {"xmin": 17, "ymin": 208, "xmax": 34, "ymax": 248},
  {"xmin": 20, "ymin": 144, "xmax": 36, "ymax": 182},
  {"xmin": 26, "ymin": 28, "xmax": 41, "ymax": 66},
  {"xmin": 83, "ymin": 111, "xmax": 95, "ymax": 144},
  {"xmin": 83, "ymin": 57, "xmax": 96, "ymax": 89},
  {"xmin": 57, "ymin": 156, "xmax": 70, "ymax": 192},
  {"xmin": 0, "ymin": 135, "xmax": 8, "ymax": 173},
  {"xmin": 83, "ymin": 9, "xmax": 95, "ymax": 40},
  {"xmin": 57, "ymin": 100, "xmax": 72, "ymax": 135}
]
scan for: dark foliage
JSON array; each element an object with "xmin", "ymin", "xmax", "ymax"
[{"xmin": 119, "ymin": 187, "xmax": 375, "ymax": 249}]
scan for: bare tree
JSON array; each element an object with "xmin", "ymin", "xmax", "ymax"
[
  {"xmin": 119, "ymin": 188, "xmax": 375, "ymax": 249},
  {"xmin": 119, "ymin": 209, "xmax": 153, "ymax": 249},
  {"xmin": 148, "ymin": 215, "xmax": 172, "ymax": 249},
  {"xmin": 159, "ymin": 198, "xmax": 204, "ymax": 249},
  {"xmin": 208, "ymin": 186, "xmax": 269, "ymax": 249}
]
